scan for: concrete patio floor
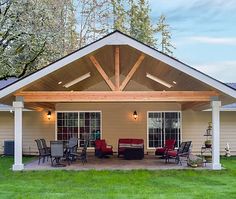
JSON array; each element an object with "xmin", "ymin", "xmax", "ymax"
[{"xmin": 24, "ymin": 153, "xmax": 211, "ymax": 171}]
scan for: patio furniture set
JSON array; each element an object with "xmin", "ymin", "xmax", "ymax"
[
  {"xmin": 94, "ymin": 138, "xmax": 144, "ymax": 160},
  {"xmin": 35, "ymin": 137, "xmax": 192, "ymax": 167},
  {"xmin": 35, "ymin": 138, "xmax": 87, "ymax": 167}
]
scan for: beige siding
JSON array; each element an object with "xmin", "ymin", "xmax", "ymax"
[
  {"xmin": 183, "ymin": 110, "xmax": 236, "ymax": 155},
  {"xmin": 0, "ymin": 112, "xmax": 14, "ymax": 153},
  {"xmin": 1, "ymin": 104, "xmax": 236, "ymax": 156},
  {"xmin": 56, "ymin": 102, "xmax": 181, "ymax": 152},
  {"xmin": 0, "ymin": 111, "xmax": 55, "ymax": 154}
]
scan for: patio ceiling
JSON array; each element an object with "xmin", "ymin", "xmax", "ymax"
[{"xmin": 13, "ymin": 45, "xmax": 220, "ymax": 92}]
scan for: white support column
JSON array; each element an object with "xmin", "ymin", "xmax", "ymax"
[
  {"xmin": 211, "ymin": 100, "xmax": 221, "ymax": 170},
  {"xmin": 12, "ymin": 100, "xmax": 24, "ymax": 171}
]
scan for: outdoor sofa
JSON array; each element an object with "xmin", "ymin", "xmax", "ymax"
[{"xmin": 118, "ymin": 138, "xmax": 144, "ymax": 160}]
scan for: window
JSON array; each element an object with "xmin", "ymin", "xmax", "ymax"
[
  {"xmin": 148, "ymin": 112, "xmax": 181, "ymax": 148},
  {"xmin": 56, "ymin": 111, "xmax": 101, "ymax": 148},
  {"xmin": 57, "ymin": 112, "xmax": 78, "ymax": 141},
  {"xmin": 79, "ymin": 112, "xmax": 101, "ymax": 148}
]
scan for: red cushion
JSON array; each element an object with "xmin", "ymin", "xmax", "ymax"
[
  {"xmin": 165, "ymin": 139, "xmax": 176, "ymax": 150},
  {"xmin": 131, "ymin": 139, "xmax": 144, "ymax": 144},
  {"xmin": 156, "ymin": 148, "xmax": 166, "ymax": 154},
  {"xmin": 119, "ymin": 138, "xmax": 144, "ymax": 145},
  {"xmin": 118, "ymin": 139, "xmax": 133, "ymax": 144},
  {"xmin": 167, "ymin": 150, "xmax": 177, "ymax": 157},
  {"xmin": 101, "ymin": 147, "xmax": 113, "ymax": 153},
  {"xmin": 95, "ymin": 140, "xmax": 105, "ymax": 150}
]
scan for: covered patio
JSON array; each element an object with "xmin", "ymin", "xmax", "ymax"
[
  {"xmin": 24, "ymin": 153, "xmax": 209, "ymax": 171},
  {"xmin": 1, "ymin": 31, "xmax": 236, "ymax": 171}
]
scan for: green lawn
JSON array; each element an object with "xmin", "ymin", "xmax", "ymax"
[{"xmin": 0, "ymin": 157, "xmax": 236, "ymax": 199}]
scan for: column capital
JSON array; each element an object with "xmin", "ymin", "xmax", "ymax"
[
  {"xmin": 211, "ymin": 100, "xmax": 221, "ymax": 107},
  {"xmin": 13, "ymin": 101, "xmax": 24, "ymax": 108}
]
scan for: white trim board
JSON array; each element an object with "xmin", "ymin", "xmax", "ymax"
[{"xmin": 1, "ymin": 31, "xmax": 236, "ymax": 100}]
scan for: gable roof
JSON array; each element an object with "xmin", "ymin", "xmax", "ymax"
[
  {"xmin": 0, "ymin": 30, "xmax": 236, "ymax": 101},
  {"xmin": 227, "ymin": 83, "xmax": 236, "ymax": 90},
  {"xmin": 0, "ymin": 78, "xmax": 17, "ymax": 89}
]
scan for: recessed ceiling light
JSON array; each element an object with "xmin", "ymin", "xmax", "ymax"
[
  {"xmin": 58, "ymin": 81, "xmax": 62, "ymax": 85},
  {"xmin": 173, "ymin": 81, "xmax": 177, "ymax": 85},
  {"xmin": 146, "ymin": 73, "xmax": 173, "ymax": 88},
  {"xmin": 63, "ymin": 72, "xmax": 91, "ymax": 88}
]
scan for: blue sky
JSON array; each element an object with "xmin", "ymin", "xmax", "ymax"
[{"xmin": 148, "ymin": 0, "xmax": 236, "ymax": 82}]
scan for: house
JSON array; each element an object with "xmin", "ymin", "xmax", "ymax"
[{"xmin": 0, "ymin": 31, "xmax": 236, "ymax": 171}]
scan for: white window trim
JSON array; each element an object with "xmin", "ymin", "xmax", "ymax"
[
  {"xmin": 55, "ymin": 110, "xmax": 102, "ymax": 149},
  {"xmin": 147, "ymin": 111, "xmax": 182, "ymax": 150}
]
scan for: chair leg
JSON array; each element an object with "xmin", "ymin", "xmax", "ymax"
[
  {"xmin": 176, "ymin": 156, "xmax": 181, "ymax": 165},
  {"xmin": 38, "ymin": 156, "xmax": 41, "ymax": 165},
  {"xmin": 42, "ymin": 156, "xmax": 45, "ymax": 163},
  {"xmin": 50, "ymin": 157, "xmax": 54, "ymax": 166},
  {"xmin": 165, "ymin": 155, "xmax": 169, "ymax": 163}
]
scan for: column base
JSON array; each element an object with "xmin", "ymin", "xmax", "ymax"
[
  {"xmin": 211, "ymin": 163, "xmax": 222, "ymax": 170},
  {"xmin": 12, "ymin": 164, "xmax": 24, "ymax": 171}
]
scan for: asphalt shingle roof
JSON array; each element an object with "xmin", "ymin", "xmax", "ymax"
[{"xmin": 0, "ymin": 78, "xmax": 17, "ymax": 89}]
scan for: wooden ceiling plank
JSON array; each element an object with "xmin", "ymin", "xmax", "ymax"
[
  {"xmin": 89, "ymin": 55, "xmax": 116, "ymax": 91},
  {"xmin": 16, "ymin": 91, "xmax": 219, "ymax": 102},
  {"xmin": 120, "ymin": 54, "xmax": 145, "ymax": 91},
  {"xmin": 182, "ymin": 102, "xmax": 209, "ymax": 111},
  {"xmin": 24, "ymin": 102, "xmax": 55, "ymax": 111},
  {"xmin": 182, "ymin": 102, "xmax": 199, "ymax": 110},
  {"xmin": 115, "ymin": 46, "xmax": 120, "ymax": 91}
]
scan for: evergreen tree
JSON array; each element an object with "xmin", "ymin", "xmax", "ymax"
[
  {"xmin": 111, "ymin": 0, "xmax": 127, "ymax": 33},
  {"xmin": 129, "ymin": 0, "xmax": 156, "ymax": 47},
  {"xmin": 156, "ymin": 14, "xmax": 175, "ymax": 56}
]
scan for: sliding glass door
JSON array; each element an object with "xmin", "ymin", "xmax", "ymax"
[
  {"xmin": 56, "ymin": 111, "xmax": 101, "ymax": 148},
  {"xmin": 148, "ymin": 112, "xmax": 181, "ymax": 148}
]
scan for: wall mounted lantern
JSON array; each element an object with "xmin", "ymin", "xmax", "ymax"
[
  {"xmin": 133, "ymin": 111, "xmax": 138, "ymax": 120},
  {"xmin": 47, "ymin": 111, "xmax": 51, "ymax": 120}
]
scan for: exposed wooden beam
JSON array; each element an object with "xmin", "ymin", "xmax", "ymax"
[
  {"xmin": 120, "ymin": 54, "xmax": 145, "ymax": 91},
  {"xmin": 15, "ymin": 91, "xmax": 219, "ymax": 102},
  {"xmin": 115, "ymin": 47, "xmax": 120, "ymax": 90},
  {"xmin": 89, "ymin": 55, "xmax": 116, "ymax": 91}
]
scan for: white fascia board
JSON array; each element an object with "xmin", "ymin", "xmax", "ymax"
[
  {"xmin": 0, "ymin": 33, "xmax": 121, "ymax": 99},
  {"xmin": 203, "ymin": 108, "xmax": 236, "ymax": 112},
  {"xmin": 112, "ymin": 33, "xmax": 236, "ymax": 99}
]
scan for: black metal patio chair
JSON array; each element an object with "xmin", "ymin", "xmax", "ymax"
[
  {"xmin": 66, "ymin": 137, "xmax": 79, "ymax": 164},
  {"xmin": 40, "ymin": 138, "xmax": 51, "ymax": 155},
  {"xmin": 80, "ymin": 140, "xmax": 88, "ymax": 164},
  {"xmin": 165, "ymin": 141, "xmax": 192, "ymax": 165},
  {"xmin": 35, "ymin": 139, "xmax": 50, "ymax": 164},
  {"xmin": 39, "ymin": 138, "xmax": 51, "ymax": 162},
  {"xmin": 50, "ymin": 141, "xmax": 66, "ymax": 167}
]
